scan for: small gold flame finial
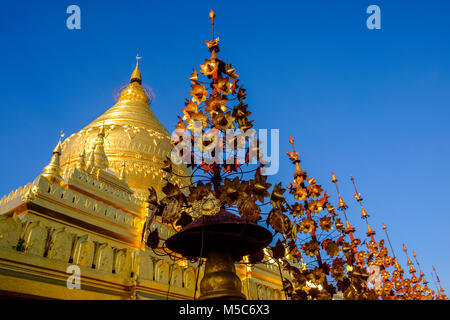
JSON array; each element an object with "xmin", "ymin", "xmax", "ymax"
[
  {"xmin": 331, "ymin": 172, "xmax": 338, "ymax": 183},
  {"xmin": 209, "ymin": 10, "xmax": 215, "ymax": 40}
]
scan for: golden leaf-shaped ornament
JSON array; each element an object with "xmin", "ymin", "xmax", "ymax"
[
  {"xmin": 181, "ymin": 100, "xmax": 199, "ymax": 120},
  {"xmin": 250, "ymin": 173, "xmax": 272, "ymax": 203},
  {"xmin": 270, "ymin": 183, "xmax": 286, "ymax": 209},
  {"xmin": 308, "ymin": 183, "xmax": 323, "ymax": 198},
  {"xmin": 161, "ymin": 198, "xmax": 182, "ymax": 224},
  {"xmin": 189, "ymin": 69, "xmax": 199, "ymax": 84},
  {"xmin": 225, "ymin": 63, "xmax": 239, "ymax": 79},
  {"xmin": 293, "ymin": 186, "xmax": 308, "ymax": 201},
  {"xmin": 200, "ymin": 58, "xmax": 219, "ymax": 76},
  {"xmin": 237, "ymin": 86, "xmax": 246, "ymax": 101},
  {"xmin": 205, "ymin": 94, "xmax": 228, "ymax": 115},
  {"xmin": 205, "ymin": 37, "xmax": 220, "ymax": 52},
  {"xmin": 319, "ymin": 216, "xmax": 333, "ymax": 232},
  {"xmin": 299, "ymin": 218, "xmax": 316, "ymax": 234},
  {"xmin": 190, "ymin": 181, "xmax": 213, "ymax": 199},
  {"xmin": 238, "ymin": 196, "xmax": 261, "ymax": 222},
  {"xmin": 186, "ymin": 110, "xmax": 208, "ymax": 130},
  {"xmin": 267, "ymin": 207, "xmax": 289, "ymax": 234},
  {"xmin": 231, "ymin": 102, "xmax": 251, "ymax": 119},
  {"xmin": 302, "ymin": 240, "xmax": 320, "ymax": 257},
  {"xmin": 211, "ymin": 110, "xmax": 235, "ymax": 130},
  {"xmin": 335, "ymin": 218, "xmax": 344, "ymax": 232},
  {"xmin": 308, "ymin": 199, "xmax": 324, "ymax": 214},
  {"xmin": 189, "ymin": 84, "xmax": 209, "ymax": 104},
  {"xmin": 338, "ymin": 195, "xmax": 348, "ymax": 211},
  {"xmin": 147, "ymin": 187, "xmax": 158, "ymax": 206},
  {"xmin": 290, "ymin": 202, "xmax": 305, "ymax": 217},
  {"xmin": 213, "ymin": 76, "xmax": 233, "ymax": 95},
  {"xmin": 218, "ymin": 177, "xmax": 245, "ymax": 206}
]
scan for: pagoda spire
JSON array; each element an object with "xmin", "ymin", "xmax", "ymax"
[
  {"xmin": 42, "ymin": 133, "xmax": 64, "ymax": 182},
  {"xmin": 209, "ymin": 9, "xmax": 215, "ymax": 40},
  {"xmin": 116, "ymin": 55, "xmax": 149, "ymax": 105},
  {"xmin": 130, "ymin": 54, "xmax": 142, "ymax": 84},
  {"xmin": 432, "ymin": 266, "xmax": 446, "ymax": 298},
  {"xmin": 93, "ymin": 124, "xmax": 109, "ymax": 170},
  {"xmin": 119, "ymin": 161, "xmax": 126, "ymax": 181},
  {"xmin": 350, "ymin": 176, "xmax": 375, "ymax": 241},
  {"xmin": 76, "ymin": 149, "xmax": 86, "ymax": 170}
]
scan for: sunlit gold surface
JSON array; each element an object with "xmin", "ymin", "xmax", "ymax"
[{"xmin": 60, "ymin": 63, "xmax": 190, "ymax": 198}]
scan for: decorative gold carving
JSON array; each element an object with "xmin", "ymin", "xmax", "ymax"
[
  {"xmin": 137, "ymin": 251, "xmax": 154, "ymax": 281},
  {"xmin": 114, "ymin": 248, "xmax": 131, "ymax": 278},
  {"xmin": 47, "ymin": 227, "xmax": 73, "ymax": 262},
  {"xmin": 171, "ymin": 266, "xmax": 183, "ymax": 288},
  {"xmin": 0, "ymin": 214, "xmax": 22, "ymax": 250},
  {"xmin": 73, "ymin": 235, "xmax": 95, "ymax": 267},
  {"xmin": 257, "ymin": 284, "xmax": 267, "ymax": 300},
  {"xmin": 155, "ymin": 260, "xmax": 170, "ymax": 284},
  {"xmin": 23, "ymin": 221, "xmax": 48, "ymax": 257},
  {"xmin": 183, "ymin": 267, "xmax": 196, "ymax": 290},
  {"xmin": 96, "ymin": 243, "xmax": 114, "ymax": 273}
]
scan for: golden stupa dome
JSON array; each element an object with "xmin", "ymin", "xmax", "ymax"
[{"xmin": 60, "ymin": 57, "xmax": 190, "ymax": 199}]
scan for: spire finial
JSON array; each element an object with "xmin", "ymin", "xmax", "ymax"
[
  {"xmin": 130, "ymin": 54, "xmax": 142, "ymax": 84},
  {"xmin": 93, "ymin": 125, "xmax": 109, "ymax": 170},
  {"xmin": 205, "ymin": 10, "xmax": 220, "ymax": 52},
  {"xmin": 119, "ymin": 161, "xmax": 126, "ymax": 181},
  {"xmin": 209, "ymin": 10, "xmax": 215, "ymax": 40},
  {"xmin": 76, "ymin": 149, "xmax": 86, "ymax": 170},
  {"xmin": 43, "ymin": 137, "xmax": 63, "ymax": 182}
]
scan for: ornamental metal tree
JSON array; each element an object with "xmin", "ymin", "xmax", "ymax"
[{"xmin": 143, "ymin": 10, "xmax": 446, "ymax": 301}]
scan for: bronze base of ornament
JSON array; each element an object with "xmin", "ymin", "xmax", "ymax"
[{"xmin": 199, "ymin": 247, "xmax": 246, "ymax": 300}]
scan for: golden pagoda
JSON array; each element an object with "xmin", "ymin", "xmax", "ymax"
[{"xmin": 0, "ymin": 58, "xmax": 287, "ymax": 300}]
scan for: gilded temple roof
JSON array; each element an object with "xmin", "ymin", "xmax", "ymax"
[{"xmin": 60, "ymin": 58, "xmax": 190, "ymax": 198}]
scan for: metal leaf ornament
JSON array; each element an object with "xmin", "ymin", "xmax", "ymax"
[
  {"xmin": 146, "ymin": 229, "xmax": 160, "ymax": 249},
  {"xmin": 189, "ymin": 84, "xmax": 209, "ymax": 105},
  {"xmin": 218, "ymin": 177, "xmax": 246, "ymax": 206},
  {"xmin": 250, "ymin": 173, "xmax": 272, "ymax": 203},
  {"xmin": 161, "ymin": 198, "xmax": 182, "ymax": 224},
  {"xmin": 238, "ymin": 196, "xmax": 261, "ymax": 222},
  {"xmin": 248, "ymin": 249, "xmax": 265, "ymax": 264},
  {"xmin": 270, "ymin": 183, "xmax": 286, "ymax": 209},
  {"xmin": 267, "ymin": 207, "xmax": 290, "ymax": 234},
  {"xmin": 271, "ymin": 239, "xmax": 285, "ymax": 260}
]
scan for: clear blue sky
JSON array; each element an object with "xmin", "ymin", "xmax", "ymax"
[{"xmin": 1, "ymin": 0, "xmax": 449, "ymax": 291}]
